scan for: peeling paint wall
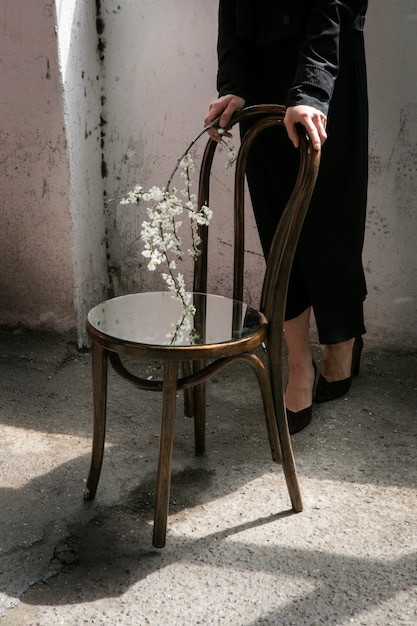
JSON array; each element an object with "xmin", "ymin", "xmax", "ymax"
[
  {"xmin": 102, "ymin": 0, "xmax": 264, "ymax": 309},
  {"xmin": 102, "ymin": 0, "xmax": 417, "ymax": 349},
  {"xmin": 0, "ymin": 0, "xmax": 109, "ymax": 344},
  {"xmin": 55, "ymin": 0, "xmax": 109, "ymax": 344},
  {"xmin": 1, "ymin": 1, "xmax": 416, "ymax": 350},
  {"xmin": 102, "ymin": 0, "xmax": 228, "ymax": 298},
  {"xmin": 0, "ymin": 1, "xmax": 76, "ymax": 332}
]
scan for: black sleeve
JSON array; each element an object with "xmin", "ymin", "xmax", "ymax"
[
  {"xmin": 216, "ymin": 1, "xmax": 366, "ymax": 114},
  {"xmin": 217, "ymin": 0, "xmax": 251, "ymax": 100},
  {"xmin": 286, "ymin": 0, "xmax": 367, "ymax": 114}
]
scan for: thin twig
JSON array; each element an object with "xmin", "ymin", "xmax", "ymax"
[{"xmin": 165, "ymin": 118, "xmax": 219, "ymax": 191}]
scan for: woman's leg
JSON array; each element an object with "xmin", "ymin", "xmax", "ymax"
[
  {"xmin": 284, "ymin": 307, "xmax": 315, "ymax": 412},
  {"xmin": 314, "ymin": 335, "xmax": 362, "ymax": 403},
  {"xmin": 285, "ymin": 319, "xmax": 359, "ymax": 411},
  {"xmin": 321, "ymin": 338, "xmax": 355, "ymax": 382}
]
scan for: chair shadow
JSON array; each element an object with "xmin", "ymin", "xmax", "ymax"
[
  {"xmin": 13, "ymin": 475, "xmax": 417, "ymax": 626},
  {"xmin": 1, "ymin": 331, "xmax": 417, "ymax": 623},
  {"xmin": 1, "ymin": 394, "xmax": 416, "ymax": 623}
]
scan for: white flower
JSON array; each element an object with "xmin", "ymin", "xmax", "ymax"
[
  {"xmin": 146, "ymin": 248, "xmax": 163, "ymax": 271},
  {"xmin": 185, "ymin": 200, "xmax": 197, "ymax": 211},
  {"xmin": 119, "ymin": 132, "xmax": 236, "ymax": 341},
  {"xmin": 195, "ymin": 205, "xmax": 213, "ymax": 225},
  {"xmin": 180, "ymin": 153, "xmax": 195, "ymax": 170},
  {"xmin": 226, "ymin": 148, "xmax": 237, "ymax": 168},
  {"xmin": 220, "ymin": 136, "xmax": 237, "ymax": 168}
]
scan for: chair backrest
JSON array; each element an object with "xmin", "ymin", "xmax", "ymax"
[
  {"xmin": 194, "ymin": 104, "xmax": 320, "ymax": 406},
  {"xmin": 194, "ymin": 104, "xmax": 321, "ymax": 324}
]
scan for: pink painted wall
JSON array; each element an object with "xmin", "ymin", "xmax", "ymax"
[
  {"xmin": 0, "ymin": 1, "xmax": 75, "ymax": 333},
  {"xmin": 0, "ymin": 1, "xmax": 416, "ymax": 349}
]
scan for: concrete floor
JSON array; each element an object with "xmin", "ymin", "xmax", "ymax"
[{"xmin": 0, "ymin": 327, "xmax": 416, "ymax": 625}]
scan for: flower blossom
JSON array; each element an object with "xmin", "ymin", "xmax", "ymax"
[{"xmin": 120, "ymin": 131, "xmax": 237, "ymax": 343}]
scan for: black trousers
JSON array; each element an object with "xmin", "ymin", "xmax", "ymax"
[{"xmin": 241, "ymin": 30, "xmax": 368, "ymax": 344}]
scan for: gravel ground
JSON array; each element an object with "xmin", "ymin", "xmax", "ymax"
[{"xmin": 0, "ymin": 328, "xmax": 416, "ymax": 625}]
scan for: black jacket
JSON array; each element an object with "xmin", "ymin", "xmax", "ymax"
[{"xmin": 217, "ymin": 0, "xmax": 368, "ymax": 114}]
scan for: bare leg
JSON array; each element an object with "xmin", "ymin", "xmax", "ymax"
[
  {"xmin": 321, "ymin": 338, "xmax": 355, "ymax": 382},
  {"xmin": 284, "ymin": 307, "xmax": 315, "ymax": 412}
]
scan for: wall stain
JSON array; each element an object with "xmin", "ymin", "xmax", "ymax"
[
  {"xmin": 42, "ymin": 177, "xmax": 49, "ymax": 198},
  {"xmin": 96, "ymin": 1, "xmax": 107, "ymax": 180}
]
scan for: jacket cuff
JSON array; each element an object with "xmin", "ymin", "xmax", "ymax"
[
  {"xmin": 286, "ymin": 86, "xmax": 329, "ymax": 116},
  {"xmin": 217, "ymin": 81, "xmax": 250, "ymax": 103},
  {"xmin": 286, "ymin": 64, "xmax": 336, "ymax": 115}
]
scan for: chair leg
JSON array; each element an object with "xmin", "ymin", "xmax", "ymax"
[
  {"xmin": 192, "ymin": 361, "xmax": 206, "ymax": 456},
  {"xmin": 267, "ymin": 334, "xmax": 303, "ymax": 513},
  {"xmin": 84, "ymin": 342, "xmax": 108, "ymax": 501},
  {"xmin": 181, "ymin": 361, "xmax": 195, "ymax": 417},
  {"xmin": 243, "ymin": 353, "xmax": 282, "ymax": 464},
  {"xmin": 153, "ymin": 360, "xmax": 179, "ymax": 548},
  {"xmin": 274, "ymin": 389, "xmax": 303, "ymax": 513}
]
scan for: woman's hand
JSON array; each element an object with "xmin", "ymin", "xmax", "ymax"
[
  {"xmin": 204, "ymin": 94, "xmax": 246, "ymax": 142},
  {"xmin": 284, "ymin": 105, "xmax": 327, "ymax": 151}
]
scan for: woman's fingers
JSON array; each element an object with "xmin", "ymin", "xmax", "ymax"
[
  {"xmin": 204, "ymin": 95, "xmax": 246, "ymax": 141},
  {"xmin": 284, "ymin": 105, "xmax": 327, "ymax": 151}
]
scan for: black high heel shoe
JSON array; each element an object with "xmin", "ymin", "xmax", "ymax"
[
  {"xmin": 314, "ymin": 336, "xmax": 363, "ymax": 404},
  {"xmin": 286, "ymin": 362, "xmax": 317, "ymax": 435}
]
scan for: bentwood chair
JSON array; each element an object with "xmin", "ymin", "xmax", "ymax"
[{"xmin": 85, "ymin": 104, "xmax": 321, "ymax": 548}]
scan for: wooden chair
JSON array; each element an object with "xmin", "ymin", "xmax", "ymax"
[{"xmin": 84, "ymin": 104, "xmax": 321, "ymax": 548}]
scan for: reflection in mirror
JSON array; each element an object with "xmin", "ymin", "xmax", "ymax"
[{"xmin": 88, "ymin": 292, "xmax": 263, "ymax": 348}]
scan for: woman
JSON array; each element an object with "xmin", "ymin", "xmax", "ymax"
[{"xmin": 204, "ymin": 1, "xmax": 369, "ymax": 433}]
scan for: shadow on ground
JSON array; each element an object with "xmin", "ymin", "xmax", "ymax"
[{"xmin": 0, "ymin": 328, "xmax": 416, "ymax": 625}]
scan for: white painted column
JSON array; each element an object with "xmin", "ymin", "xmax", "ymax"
[{"xmin": 55, "ymin": 0, "xmax": 109, "ymax": 344}]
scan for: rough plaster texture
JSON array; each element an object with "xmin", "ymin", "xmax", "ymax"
[
  {"xmin": 102, "ymin": 0, "xmax": 235, "ymax": 299},
  {"xmin": 55, "ymin": 0, "xmax": 109, "ymax": 344},
  {"xmin": 1, "ymin": 1, "xmax": 417, "ymax": 349},
  {"xmin": 104, "ymin": 0, "xmax": 417, "ymax": 349},
  {"xmin": 0, "ymin": 0, "xmax": 75, "ymax": 333},
  {"xmin": 0, "ymin": 1, "xmax": 109, "ymax": 344},
  {"xmin": 364, "ymin": 2, "xmax": 417, "ymax": 349}
]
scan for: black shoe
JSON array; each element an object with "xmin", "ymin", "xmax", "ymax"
[
  {"xmin": 286, "ymin": 405, "xmax": 313, "ymax": 434},
  {"xmin": 286, "ymin": 362, "xmax": 317, "ymax": 434},
  {"xmin": 314, "ymin": 336, "xmax": 363, "ymax": 404}
]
